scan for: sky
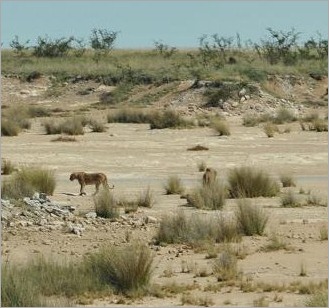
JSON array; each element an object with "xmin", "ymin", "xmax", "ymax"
[{"xmin": 1, "ymin": 1, "xmax": 328, "ymax": 49}]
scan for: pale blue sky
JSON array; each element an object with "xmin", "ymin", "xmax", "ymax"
[{"xmin": 1, "ymin": 1, "xmax": 328, "ymax": 48}]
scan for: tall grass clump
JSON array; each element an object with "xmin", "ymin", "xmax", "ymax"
[
  {"xmin": 1, "ymin": 119, "xmax": 21, "ymax": 136},
  {"xmin": 43, "ymin": 119, "xmax": 62, "ymax": 134},
  {"xmin": 85, "ymin": 242, "xmax": 154, "ymax": 296},
  {"xmin": 280, "ymin": 174, "xmax": 296, "ymax": 187},
  {"xmin": 212, "ymin": 250, "xmax": 239, "ymax": 282},
  {"xmin": 107, "ymin": 108, "xmax": 150, "ymax": 124},
  {"xmin": 89, "ymin": 119, "xmax": 107, "ymax": 132},
  {"xmin": 187, "ymin": 181, "xmax": 227, "ymax": 210},
  {"xmin": 211, "ymin": 118, "xmax": 231, "ymax": 136},
  {"xmin": 2, "ymin": 166, "xmax": 56, "ymax": 199},
  {"xmin": 242, "ymin": 112, "xmax": 260, "ymax": 127},
  {"xmin": 263, "ymin": 122, "xmax": 279, "ymax": 137},
  {"xmin": 137, "ymin": 186, "xmax": 155, "ymax": 208},
  {"xmin": 1, "ymin": 159, "xmax": 16, "ymax": 175},
  {"xmin": 60, "ymin": 117, "xmax": 85, "ymax": 135},
  {"xmin": 235, "ymin": 199, "xmax": 268, "ymax": 236},
  {"xmin": 149, "ymin": 110, "xmax": 193, "ymax": 129},
  {"xmin": 281, "ymin": 190, "xmax": 301, "ymax": 207},
  {"xmin": 164, "ymin": 175, "xmax": 185, "ymax": 195},
  {"xmin": 272, "ymin": 108, "xmax": 297, "ymax": 124},
  {"xmin": 227, "ymin": 166, "xmax": 280, "ymax": 198},
  {"xmin": 94, "ymin": 189, "xmax": 119, "ymax": 219},
  {"xmin": 305, "ymin": 290, "xmax": 328, "ymax": 307}
]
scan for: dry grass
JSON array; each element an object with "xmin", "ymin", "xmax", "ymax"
[
  {"xmin": 1, "ymin": 159, "xmax": 16, "ymax": 175},
  {"xmin": 235, "ymin": 199, "xmax": 268, "ymax": 236},
  {"xmin": 227, "ymin": 166, "xmax": 280, "ymax": 198},
  {"xmin": 164, "ymin": 175, "xmax": 185, "ymax": 195},
  {"xmin": 137, "ymin": 186, "xmax": 155, "ymax": 208},
  {"xmin": 187, "ymin": 145, "xmax": 209, "ymax": 151},
  {"xmin": 212, "ymin": 250, "xmax": 239, "ymax": 282},
  {"xmin": 279, "ymin": 174, "xmax": 296, "ymax": 187},
  {"xmin": 281, "ymin": 190, "xmax": 302, "ymax": 207},
  {"xmin": 211, "ymin": 118, "xmax": 231, "ymax": 136},
  {"xmin": 51, "ymin": 136, "xmax": 77, "ymax": 142},
  {"xmin": 197, "ymin": 161, "xmax": 207, "ymax": 172},
  {"xmin": 93, "ymin": 189, "xmax": 119, "ymax": 219}
]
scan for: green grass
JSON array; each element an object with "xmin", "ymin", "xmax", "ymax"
[
  {"xmin": 227, "ymin": 166, "xmax": 280, "ymax": 198},
  {"xmin": 235, "ymin": 199, "xmax": 268, "ymax": 236}
]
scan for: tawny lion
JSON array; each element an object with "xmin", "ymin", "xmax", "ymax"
[
  {"xmin": 69, "ymin": 172, "xmax": 114, "ymax": 196},
  {"xmin": 202, "ymin": 168, "xmax": 217, "ymax": 186}
]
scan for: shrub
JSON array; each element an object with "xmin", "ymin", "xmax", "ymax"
[
  {"xmin": 33, "ymin": 35, "xmax": 75, "ymax": 57},
  {"xmin": 211, "ymin": 118, "xmax": 231, "ymax": 136},
  {"xmin": 215, "ymin": 215, "xmax": 241, "ymax": 243},
  {"xmin": 273, "ymin": 108, "xmax": 297, "ymax": 124},
  {"xmin": 2, "ymin": 166, "xmax": 56, "ymax": 199},
  {"xmin": 164, "ymin": 175, "xmax": 185, "ymax": 195},
  {"xmin": 94, "ymin": 189, "xmax": 119, "ymax": 219},
  {"xmin": 85, "ymin": 242, "xmax": 154, "ymax": 295},
  {"xmin": 212, "ymin": 250, "xmax": 238, "ymax": 282},
  {"xmin": 137, "ymin": 186, "xmax": 155, "ymax": 208},
  {"xmin": 1, "ymin": 120, "xmax": 20, "ymax": 136},
  {"xmin": 60, "ymin": 117, "xmax": 84, "ymax": 135},
  {"xmin": 235, "ymin": 199, "xmax": 268, "ymax": 236},
  {"xmin": 89, "ymin": 119, "xmax": 107, "ymax": 132},
  {"xmin": 149, "ymin": 110, "xmax": 193, "ymax": 129},
  {"xmin": 227, "ymin": 166, "xmax": 280, "ymax": 198},
  {"xmin": 107, "ymin": 108, "xmax": 150, "ymax": 124},
  {"xmin": 280, "ymin": 174, "xmax": 296, "ymax": 187},
  {"xmin": 187, "ymin": 181, "xmax": 227, "ymax": 210},
  {"xmin": 305, "ymin": 291, "xmax": 328, "ymax": 307},
  {"xmin": 43, "ymin": 120, "xmax": 62, "ymax": 134},
  {"xmin": 1, "ymin": 159, "xmax": 16, "ymax": 175},
  {"xmin": 242, "ymin": 113, "xmax": 260, "ymax": 127},
  {"xmin": 263, "ymin": 122, "xmax": 279, "ymax": 137},
  {"xmin": 262, "ymin": 234, "xmax": 290, "ymax": 251},
  {"xmin": 28, "ymin": 106, "xmax": 51, "ymax": 117},
  {"xmin": 319, "ymin": 224, "xmax": 328, "ymax": 241},
  {"xmin": 312, "ymin": 119, "xmax": 328, "ymax": 132},
  {"xmin": 281, "ymin": 190, "xmax": 301, "ymax": 207}
]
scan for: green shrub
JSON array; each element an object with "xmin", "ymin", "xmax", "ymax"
[
  {"xmin": 280, "ymin": 174, "xmax": 296, "ymax": 187},
  {"xmin": 94, "ymin": 189, "xmax": 119, "ymax": 219},
  {"xmin": 211, "ymin": 118, "xmax": 231, "ymax": 136},
  {"xmin": 137, "ymin": 186, "xmax": 155, "ymax": 208},
  {"xmin": 235, "ymin": 199, "xmax": 268, "ymax": 236},
  {"xmin": 187, "ymin": 181, "xmax": 227, "ymax": 210},
  {"xmin": 164, "ymin": 175, "xmax": 185, "ymax": 195},
  {"xmin": 227, "ymin": 166, "xmax": 280, "ymax": 198},
  {"xmin": 85, "ymin": 242, "xmax": 154, "ymax": 295},
  {"xmin": 212, "ymin": 250, "xmax": 238, "ymax": 281}
]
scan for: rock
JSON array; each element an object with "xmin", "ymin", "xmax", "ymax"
[
  {"xmin": 85, "ymin": 212, "xmax": 97, "ymax": 219},
  {"xmin": 238, "ymin": 88, "xmax": 247, "ymax": 97},
  {"xmin": 145, "ymin": 216, "xmax": 158, "ymax": 224}
]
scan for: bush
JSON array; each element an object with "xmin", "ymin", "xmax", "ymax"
[
  {"xmin": 85, "ymin": 242, "xmax": 154, "ymax": 295},
  {"xmin": 164, "ymin": 175, "xmax": 185, "ymax": 195},
  {"xmin": 1, "ymin": 120, "xmax": 20, "ymax": 136},
  {"xmin": 149, "ymin": 110, "xmax": 193, "ymax": 129},
  {"xmin": 235, "ymin": 199, "xmax": 268, "ymax": 236},
  {"xmin": 227, "ymin": 166, "xmax": 280, "ymax": 198},
  {"xmin": 212, "ymin": 250, "xmax": 238, "ymax": 281},
  {"xmin": 281, "ymin": 190, "xmax": 301, "ymax": 207},
  {"xmin": 1, "ymin": 159, "xmax": 16, "ymax": 175},
  {"xmin": 305, "ymin": 290, "xmax": 328, "ymax": 307},
  {"xmin": 89, "ymin": 119, "xmax": 107, "ymax": 132},
  {"xmin": 33, "ymin": 35, "xmax": 75, "ymax": 57},
  {"xmin": 43, "ymin": 120, "xmax": 62, "ymax": 134},
  {"xmin": 2, "ymin": 166, "xmax": 56, "ymax": 199},
  {"xmin": 187, "ymin": 181, "xmax": 227, "ymax": 210},
  {"xmin": 60, "ymin": 117, "xmax": 85, "ymax": 135},
  {"xmin": 263, "ymin": 122, "xmax": 279, "ymax": 137},
  {"xmin": 242, "ymin": 113, "xmax": 260, "ymax": 127},
  {"xmin": 107, "ymin": 108, "xmax": 150, "ymax": 124},
  {"xmin": 211, "ymin": 118, "xmax": 231, "ymax": 136},
  {"xmin": 137, "ymin": 186, "xmax": 155, "ymax": 208},
  {"xmin": 94, "ymin": 189, "xmax": 119, "ymax": 219},
  {"xmin": 280, "ymin": 174, "xmax": 296, "ymax": 187},
  {"xmin": 273, "ymin": 108, "xmax": 297, "ymax": 124},
  {"xmin": 197, "ymin": 161, "xmax": 207, "ymax": 172}
]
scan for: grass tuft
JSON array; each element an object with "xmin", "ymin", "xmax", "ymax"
[
  {"xmin": 94, "ymin": 189, "xmax": 119, "ymax": 219},
  {"xmin": 164, "ymin": 175, "xmax": 185, "ymax": 195},
  {"xmin": 227, "ymin": 166, "xmax": 279, "ymax": 198}
]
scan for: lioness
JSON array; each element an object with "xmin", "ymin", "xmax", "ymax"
[
  {"xmin": 69, "ymin": 172, "xmax": 114, "ymax": 196},
  {"xmin": 203, "ymin": 168, "xmax": 217, "ymax": 186}
]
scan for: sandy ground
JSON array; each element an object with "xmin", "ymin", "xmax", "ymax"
[{"xmin": 2, "ymin": 110, "xmax": 328, "ymax": 306}]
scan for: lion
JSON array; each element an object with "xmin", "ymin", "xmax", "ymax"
[
  {"xmin": 202, "ymin": 168, "xmax": 217, "ymax": 186},
  {"xmin": 69, "ymin": 172, "xmax": 114, "ymax": 196}
]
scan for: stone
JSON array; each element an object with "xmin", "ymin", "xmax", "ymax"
[
  {"xmin": 85, "ymin": 212, "xmax": 97, "ymax": 219},
  {"xmin": 145, "ymin": 216, "xmax": 158, "ymax": 224}
]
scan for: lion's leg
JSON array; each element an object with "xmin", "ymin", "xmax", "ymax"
[
  {"xmin": 80, "ymin": 183, "xmax": 86, "ymax": 196},
  {"xmin": 93, "ymin": 183, "xmax": 100, "ymax": 195}
]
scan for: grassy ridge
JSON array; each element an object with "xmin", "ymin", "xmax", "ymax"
[{"xmin": 2, "ymin": 49, "xmax": 327, "ymax": 83}]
